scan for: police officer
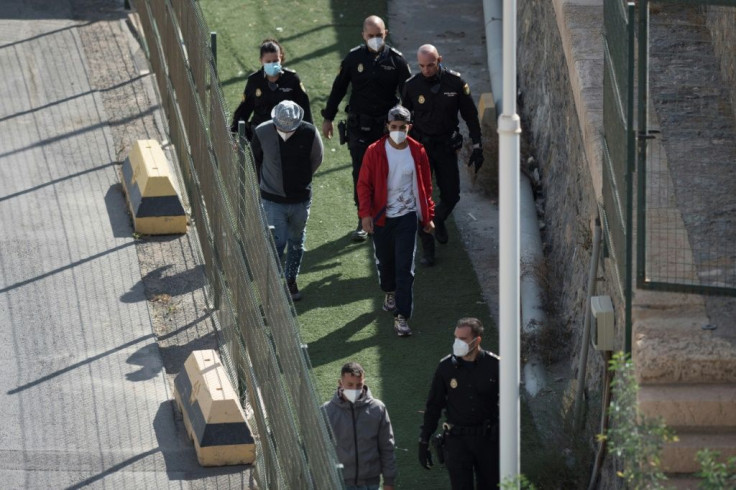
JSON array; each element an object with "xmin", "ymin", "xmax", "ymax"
[
  {"xmin": 321, "ymin": 15, "xmax": 411, "ymax": 242},
  {"xmin": 419, "ymin": 317, "xmax": 499, "ymax": 489},
  {"xmin": 402, "ymin": 44, "xmax": 484, "ymax": 266},
  {"xmin": 231, "ymin": 39, "xmax": 312, "ymax": 137}
]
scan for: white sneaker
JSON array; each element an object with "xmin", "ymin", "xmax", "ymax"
[{"xmin": 394, "ymin": 314, "xmax": 412, "ymax": 337}]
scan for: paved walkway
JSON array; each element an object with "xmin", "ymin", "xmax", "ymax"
[{"xmin": 0, "ymin": 1, "xmax": 248, "ymax": 487}]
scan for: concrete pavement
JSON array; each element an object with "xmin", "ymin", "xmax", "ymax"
[{"xmin": 0, "ymin": 1, "xmax": 249, "ymax": 487}]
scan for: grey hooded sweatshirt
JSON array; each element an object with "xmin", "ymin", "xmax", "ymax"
[{"xmin": 322, "ymin": 387, "xmax": 397, "ymax": 487}]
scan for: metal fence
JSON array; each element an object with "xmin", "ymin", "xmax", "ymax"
[
  {"xmin": 601, "ymin": 0, "xmax": 635, "ymax": 349},
  {"xmin": 132, "ymin": 1, "xmax": 344, "ymax": 488},
  {"xmin": 637, "ymin": 0, "xmax": 736, "ymax": 296}
]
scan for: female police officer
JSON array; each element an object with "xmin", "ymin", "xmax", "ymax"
[{"xmin": 231, "ymin": 39, "xmax": 312, "ymax": 138}]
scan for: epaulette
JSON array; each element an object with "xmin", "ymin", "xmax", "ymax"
[
  {"xmin": 483, "ymin": 349, "xmax": 501, "ymax": 361},
  {"xmin": 405, "ymin": 73, "xmax": 421, "ymax": 83},
  {"xmin": 390, "ymin": 46, "xmax": 403, "ymax": 57},
  {"xmin": 447, "ymin": 69, "xmax": 462, "ymax": 78},
  {"xmin": 282, "ymin": 67, "xmax": 296, "ymax": 74},
  {"xmin": 350, "ymin": 45, "xmax": 363, "ymax": 53}
]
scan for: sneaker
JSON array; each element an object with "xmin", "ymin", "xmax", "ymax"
[
  {"xmin": 434, "ymin": 219, "xmax": 448, "ymax": 244},
  {"xmin": 394, "ymin": 314, "xmax": 412, "ymax": 337},
  {"xmin": 382, "ymin": 292, "xmax": 397, "ymax": 312},
  {"xmin": 287, "ymin": 280, "xmax": 302, "ymax": 301},
  {"xmin": 351, "ymin": 221, "xmax": 368, "ymax": 242}
]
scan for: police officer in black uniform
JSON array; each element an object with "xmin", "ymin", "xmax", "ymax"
[
  {"xmin": 321, "ymin": 15, "xmax": 411, "ymax": 242},
  {"xmin": 231, "ymin": 39, "xmax": 312, "ymax": 137},
  {"xmin": 402, "ymin": 44, "xmax": 484, "ymax": 266},
  {"xmin": 419, "ymin": 317, "xmax": 499, "ymax": 489}
]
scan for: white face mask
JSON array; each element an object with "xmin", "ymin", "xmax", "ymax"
[
  {"xmin": 342, "ymin": 389, "xmax": 361, "ymax": 403},
  {"xmin": 389, "ymin": 130, "xmax": 407, "ymax": 145},
  {"xmin": 453, "ymin": 338, "xmax": 475, "ymax": 357},
  {"xmin": 366, "ymin": 36, "xmax": 384, "ymax": 52},
  {"xmin": 277, "ymin": 129, "xmax": 294, "ymax": 141}
]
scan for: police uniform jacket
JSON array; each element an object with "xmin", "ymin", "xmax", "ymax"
[
  {"xmin": 420, "ymin": 349, "xmax": 499, "ymax": 442},
  {"xmin": 230, "ymin": 67, "xmax": 312, "ymax": 133},
  {"xmin": 322, "ymin": 44, "xmax": 411, "ymax": 120},
  {"xmin": 401, "ymin": 66, "xmax": 482, "ymax": 145}
]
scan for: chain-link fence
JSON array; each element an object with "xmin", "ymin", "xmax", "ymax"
[
  {"xmin": 132, "ymin": 1, "xmax": 344, "ymax": 488},
  {"xmin": 637, "ymin": 0, "xmax": 736, "ymax": 296}
]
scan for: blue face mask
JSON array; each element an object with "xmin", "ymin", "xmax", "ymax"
[{"xmin": 263, "ymin": 61, "xmax": 282, "ymax": 77}]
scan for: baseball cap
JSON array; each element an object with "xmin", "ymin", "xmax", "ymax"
[
  {"xmin": 387, "ymin": 105, "xmax": 411, "ymax": 123},
  {"xmin": 271, "ymin": 100, "xmax": 304, "ymax": 132}
]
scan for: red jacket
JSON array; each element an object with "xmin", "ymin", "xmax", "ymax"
[{"xmin": 357, "ymin": 135, "xmax": 435, "ymax": 228}]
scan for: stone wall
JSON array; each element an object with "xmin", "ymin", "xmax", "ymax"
[
  {"xmin": 517, "ymin": 1, "xmax": 627, "ymax": 487},
  {"xmin": 707, "ymin": 5, "xmax": 736, "ymax": 126}
]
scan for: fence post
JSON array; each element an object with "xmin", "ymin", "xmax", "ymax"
[{"xmin": 210, "ymin": 32, "xmax": 217, "ymax": 74}]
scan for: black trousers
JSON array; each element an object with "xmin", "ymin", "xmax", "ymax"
[
  {"xmin": 371, "ymin": 212, "xmax": 418, "ymax": 319},
  {"xmin": 444, "ymin": 433, "xmax": 499, "ymax": 490},
  {"xmin": 418, "ymin": 138, "xmax": 459, "ymax": 257},
  {"xmin": 348, "ymin": 119, "xmax": 384, "ymax": 207}
]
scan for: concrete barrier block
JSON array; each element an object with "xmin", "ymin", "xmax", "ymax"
[
  {"xmin": 174, "ymin": 349, "xmax": 255, "ymax": 466},
  {"xmin": 121, "ymin": 139, "xmax": 187, "ymax": 235}
]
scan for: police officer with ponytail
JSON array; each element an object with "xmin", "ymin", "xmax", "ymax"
[
  {"xmin": 231, "ymin": 39, "xmax": 312, "ymax": 137},
  {"xmin": 419, "ymin": 317, "xmax": 499, "ymax": 489}
]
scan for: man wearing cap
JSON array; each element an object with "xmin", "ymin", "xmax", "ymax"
[
  {"xmin": 357, "ymin": 105, "xmax": 434, "ymax": 336},
  {"xmin": 402, "ymin": 44, "xmax": 484, "ymax": 266},
  {"xmin": 251, "ymin": 100, "xmax": 324, "ymax": 301},
  {"xmin": 321, "ymin": 15, "xmax": 412, "ymax": 243}
]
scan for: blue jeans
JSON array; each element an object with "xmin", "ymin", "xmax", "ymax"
[
  {"xmin": 262, "ymin": 199, "xmax": 311, "ymax": 281},
  {"xmin": 345, "ymin": 486, "xmax": 379, "ymax": 490},
  {"xmin": 372, "ymin": 212, "xmax": 418, "ymax": 318}
]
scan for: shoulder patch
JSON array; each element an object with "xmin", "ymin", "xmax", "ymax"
[
  {"xmin": 463, "ymin": 83, "xmax": 471, "ymax": 96},
  {"xmin": 300, "ymin": 82, "xmax": 307, "ymax": 93},
  {"xmin": 390, "ymin": 46, "xmax": 404, "ymax": 57}
]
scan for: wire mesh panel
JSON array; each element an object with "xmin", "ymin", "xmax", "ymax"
[
  {"xmin": 639, "ymin": 0, "xmax": 736, "ymax": 295},
  {"xmin": 601, "ymin": 0, "xmax": 635, "ymax": 296},
  {"xmin": 131, "ymin": 0, "xmax": 345, "ymax": 487}
]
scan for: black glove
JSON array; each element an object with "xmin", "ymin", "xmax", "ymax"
[
  {"xmin": 468, "ymin": 147, "xmax": 484, "ymax": 173},
  {"xmin": 418, "ymin": 440, "xmax": 433, "ymax": 470}
]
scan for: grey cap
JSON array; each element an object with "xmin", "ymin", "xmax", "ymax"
[
  {"xmin": 387, "ymin": 105, "xmax": 411, "ymax": 123},
  {"xmin": 271, "ymin": 100, "xmax": 304, "ymax": 132}
]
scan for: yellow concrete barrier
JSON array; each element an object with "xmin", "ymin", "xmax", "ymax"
[
  {"xmin": 121, "ymin": 140, "xmax": 187, "ymax": 235},
  {"xmin": 174, "ymin": 349, "xmax": 255, "ymax": 466}
]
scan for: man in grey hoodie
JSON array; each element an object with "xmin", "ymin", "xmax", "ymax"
[{"xmin": 323, "ymin": 362, "xmax": 397, "ymax": 490}]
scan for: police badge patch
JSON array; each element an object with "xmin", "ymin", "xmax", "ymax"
[
  {"xmin": 255, "ymin": 88, "xmax": 262, "ymax": 97},
  {"xmin": 358, "ymin": 63, "xmax": 364, "ymax": 73},
  {"xmin": 450, "ymin": 378, "xmax": 458, "ymax": 389},
  {"xmin": 418, "ymin": 95, "xmax": 425, "ymax": 104}
]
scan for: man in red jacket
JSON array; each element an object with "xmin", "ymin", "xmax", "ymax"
[{"xmin": 357, "ymin": 105, "xmax": 435, "ymax": 336}]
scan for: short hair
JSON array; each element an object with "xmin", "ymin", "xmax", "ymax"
[
  {"xmin": 341, "ymin": 361, "xmax": 365, "ymax": 378},
  {"xmin": 260, "ymin": 38, "xmax": 285, "ymax": 63},
  {"xmin": 456, "ymin": 317, "xmax": 484, "ymax": 337},
  {"xmin": 387, "ymin": 105, "xmax": 411, "ymax": 123}
]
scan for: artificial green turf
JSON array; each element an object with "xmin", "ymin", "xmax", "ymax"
[{"xmin": 199, "ymin": 1, "xmax": 496, "ymax": 488}]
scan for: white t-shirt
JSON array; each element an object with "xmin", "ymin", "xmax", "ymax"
[{"xmin": 385, "ymin": 141, "xmax": 416, "ymax": 218}]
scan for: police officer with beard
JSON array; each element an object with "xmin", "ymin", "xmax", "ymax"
[
  {"xmin": 321, "ymin": 15, "xmax": 411, "ymax": 242},
  {"xmin": 419, "ymin": 317, "xmax": 499, "ymax": 489},
  {"xmin": 402, "ymin": 44, "xmax": 484, "ymax": 266}
]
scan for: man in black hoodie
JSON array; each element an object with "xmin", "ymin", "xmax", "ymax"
[{"xmin": 323, "ymin": 362, "xmax": 397, "ymax": 490}]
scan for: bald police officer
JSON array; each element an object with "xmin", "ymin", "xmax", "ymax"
[
  {"xmin": 402, "ymin": 44, "xmax": 484, "ymax": 266},
  {"xmin": 321, "ymin": 15, "xmax": 412, "ymax": 242},
  {"xmin": 419, "ymin": 317, "xmax": 499, "ymax": 489}
]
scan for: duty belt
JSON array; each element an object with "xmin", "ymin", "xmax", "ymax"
[{"xmin": 443, "ymin": 422, "xmax": 488, "ymax": 436}]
